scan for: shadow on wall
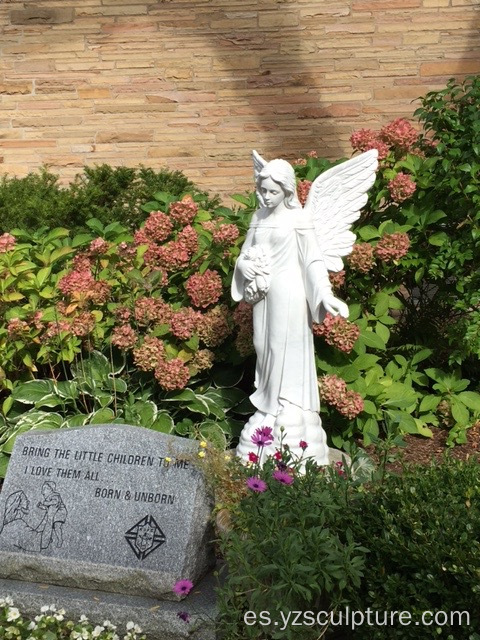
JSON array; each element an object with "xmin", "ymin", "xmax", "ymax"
[{"xmin": 171, "ymin": 0, "xmax": 346, "ymax": 163}]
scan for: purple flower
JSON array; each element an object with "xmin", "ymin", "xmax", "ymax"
[
  {"xmin": 251, "ymin": 426, "xmax": 274, "ymax": 447},
  {"xmin": 272, "ymin": 470, "xmax": 294, "ymax": 485},
  {"xmin": 173, "ymin": 579, "xmax": 194, "ymax": 596},
  {"xmin": 246, "ymin": 476, "xmax": 267, "ymax": 493},
  {"xmin": 177, "ymin": 611, "xmax": 190, "ymax": 623},
  {"xmin": 299, "ymin": 440, "xmax": 308, "ymax": 450}
]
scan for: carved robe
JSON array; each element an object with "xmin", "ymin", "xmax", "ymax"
[{"xmin": 232, "ymin": 207, "xmax": 332, "ymax": 416}]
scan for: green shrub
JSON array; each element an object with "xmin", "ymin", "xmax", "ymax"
[
  {"xmin": 0, "ymin": 164, "xmax": 219, "ymax": 233},
  {"xmin": 215, "ymin": 435, "xmax": 366, "ymax": 640},
  {"xmin": 0, "ymin": 191, "xmax": 252, "ymax": 477},
  {"xmin": 214, "ymin": 436, "xmax": 480, "ymax": 640},
  {"xmin": 344, "ymin": 457, "xmax": 480, "ymax": 639}
]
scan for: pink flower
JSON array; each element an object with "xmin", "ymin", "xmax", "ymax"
[
  {"xmin": 169, "ymin": 196, "xmax": 198, "ymax": 226},
  {"xmin": 350, "ymin": 128, "xmax": 389, "ymax": 160},
  {"xmin": 329, "ymin": 270, "xmax": 346, "ymax": 289},
  {"xmin": 155, "ymin": 358, "xmax": 190, "ymax": 391},
  {"xmin": 88, "ymin": 238, "xmax": 109, "ymax": 255},
  {"xmin": 387, "ymin": 173, "xmax": 417, "ymax": 203},
  {"xmin": 297, "ymin": 180, "xmax": 312, "ymax": 206},
  {"xmin": 144, "ymin": 211, "xmax": 173, "ymax": 243},
  {"xmin": 7, "ymin": 318, "xmax": 29, "ymax": 336},
  {"xmin": 177, "ymin": 225, "xmax": 199, "ymax": 255},
  {"xmin": 134, "ymin": 298, "xmax": 171, "ymax": 326},
  {"xmin": 273, "ymin": 451, "xmax": 282, "ymax": 461},
  {"xmin": 319, "ymin": 375, "xmax": 364, "ymax": 419},
  {"xmin": 375, "ymin": 232, "xmax": 410, "ymax": 262},
  {"xmin": 133, "ymin": 336, "xmax": 165, "ymax": 371},
  {"xmin": 251, "ymin": 426, "xmax": 274, "ymax": 447},
  {"xmin": 313, "ymin": 313, "xmax": 360, "ymax": 353},
  {"xmin": 71, "ymin": 312, "xmax": 96, "ymax": 337},
  {"xmin": 380, "ymin": 118, "xmax": 418, "ymax": 153},
  {"xmin": 246, "ymin": 477, "xmax": 267, "ymax": 493},
  {"xmin": 272, "ymin": 470, "xmax": 294, "ymax": 485},
  {"xmin": 191, "ymin": 348, "xmax": 215, "ymax": 372},
  {"xmin": 0, "ymin": 233, "xmax": 16, "ymax": 253},
  {"xmin": 185, "ymin": 270, "xmax": 223, "ymax": 308},
  {"xmin": 212, "ymin": 224, "xmax": 240, "ymax": 247},
  {"xmin": 111, "ymin": 325, "xmax": 137, "ymax": 350},
  {"xmin": 197, "ymin": 306, "xmax": 232, "ymax": 347},
  {"xmin": 170, "ymin": 307, "xmax": 201, "ymax": 340},
  {"xmin": 173, "ymin": 580, "xmax": 194, "ymax": 596},
  {"xmin": 248, "ymin": 452, "xmax": 259, "ymax": 463},
  {"xmin": 347, "ymin": 243, "xmax": 376, "ymax": 273},
  {"xmin": 157, "ymin": 241, "xmax": 190, "ymax": 272},
  {"xmin": 337, "ymin": 390, "xmax": 364, "ymax": 419},
  {"xmin": 299, "ymin": 440, "xmax": 308, "ymax": 450}
]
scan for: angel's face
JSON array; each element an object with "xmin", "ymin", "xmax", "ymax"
[{"xmin": 260, "ymin": 177, "xmax": 285, "ymax": 210}]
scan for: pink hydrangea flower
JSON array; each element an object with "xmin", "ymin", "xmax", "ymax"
[
  {"xmin": 387, "ymin": 173, "xmax": 417, "ymax": 203},
  {"xmin": 185, "ymin": 270, "xmax": 223, "ymax": 308},
  {"xmin": 313, "ymin": 313, "xmax": 360, "ymax": 353},
  {"xmin": 111, "ymin": 325, "xmax": 137, "ymax": 350},
  {"xmin": 197, "ymin": 305, "xmax": 232, "ymax": 347},
  {"xmin": 88, "ymin": 238, "xmax": 109, "ymax": 255},
  {"xmin": 170, "ymin": 307, "xmax": 201, "ymax": 340},
  {"xmin": 7, "ymin": 318, "xmax": 29, "ymax": 336},
  {"xmin": 297, "ymin": 180, "xmax": 312, "ymax": 206},
  {"xmin": 212, "ymin": 223, "xmax": 240, "ymax": 247},
  {"xmin": 319, "ymin": 374, "xmax": 364, "ymax": 419},
  {"xmin": 155, "ymin": 358, "xmax": 190, "ymax": 391},
  {"xmin": 133, "ymin": 336, "xmax": 165, "ymax": 371},
  {"xmin": 157, "ymin": 241, "xmax": 191, "ymax": 272},
  {"xmin": 380, "ymin": 118, "xmax": 418, "ymax": 153},
  {"xmin": 350, "ymin": 128, "xmax": 389, "ymax": 160},
  {"xmin": 375, "ymin": 232, "xmax": 410, "ymax": 262},
  {"xmin": 144, "ymin": 211, "xmax": 173, "ymax": 243},
  {"xmin": 177, "ymin": 225, "xmax": 199, "ymax": 255},
  {"xmin": 0, "ymin": 233, "xmax": 16, "ymax": 253},
  {"xmin": 71, "ymin": 312, "xmax": 96, "ymax": 337},
  {"xmin": 347, "ymin": 243, "xmax": 376, "ymax": 273},
  {"xmin": 191, "ymin": 348, "xmax": 215, "ymax": 372},
  {"xmin": 329, "ymin": 270, "xmax": 346, "ymax": 289},
  {"xmin": 169, "ymin": 196, "xmax": 198, "ymax": 226}
]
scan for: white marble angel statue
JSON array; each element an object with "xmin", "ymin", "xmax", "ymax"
[{"xmin": 232, "ymin": 148, "xmax": 378, "ymax": 465}]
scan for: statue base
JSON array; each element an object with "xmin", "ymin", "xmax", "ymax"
[{"xmin": 236, "ymin": 401, "xmax": 329, "ymax": 467}]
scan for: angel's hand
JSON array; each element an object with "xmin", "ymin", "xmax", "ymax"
[
  {"xmin": 323, "ymin": 295, "xmax": 349, "ymax": 319},
  {"xmin": 238, "ymin": 257, "xmax": 256, "ymax": 281}
]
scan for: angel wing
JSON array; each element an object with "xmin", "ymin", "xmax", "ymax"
[
  {"xmin": 304, "ymin": 149, "xmax": 378, "ymax": 272},
  {"xmin": 252, "ymin": 150, "xmax": 267, "ymax": 206}
]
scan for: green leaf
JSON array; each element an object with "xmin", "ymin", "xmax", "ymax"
[
  {"xmin": 419, "ymin": 395, "xmax": 441, "ymax": 412},
  {"xmin": 451, "ymin": 399, "xmax": 470, "ymax": 426},
  {"xmin": 353, "ymin": 354, "xmax": 379, "ymax": 370},
  {"xmin": 89, "ymin": 408, "xmax": 115, "ymax": 424},
  {"xmin": 0, "ymin": 453, "xmax": 9, "ymax": 478},
  {"xmin": 358, "ymin": 226, "xmax": 379, "ymax": 241},
  {"xmin": 11, "ymin": 379, "xmax": 55, "ymax": 404},
  {"xmin": 375, "ymin": 323, "xmax": 390, "ymax": 344},
  {"xmin": 373, "ymin": 293, "xmax": 390, "ymax": 317},
  {"xmin": 411, "ymin": 348, "xmax": 433, "ymax": 365},
  {"xmin": 363, "ymin": 400, "xmax": 378, "ymax": 415},
  {"xmin": 62, "ymin": 414, "xmax": 89, "ymax": 428},
  {"xmin": 212, "ymin": 366, "xmax": 244, "ymax": 388},
  {"xmin": 458, "ymin": 391, "xmax": 480, "ymax": 413},
  {"xmin": 361, "ymin": 330, "xmax": 386, "ymax": 350},
  {"xmin": 199, "ymin": 421, "xmax": 228, "ymax": 449},
  {"xmin": 150, "ymin": 412, "xmax": 175, "ymax": 433},
  {"xmin": 428, "ymin": 232, "xmax": 448, "ymax": 246}
]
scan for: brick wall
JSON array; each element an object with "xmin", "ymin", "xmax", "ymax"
[{"xmin": 0, "ymin": 0, "xmax": 479, "ymax": 199}]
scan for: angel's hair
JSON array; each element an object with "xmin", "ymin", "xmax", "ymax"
[{"xmin": 257, "ymin": 159, "xmax": 301, "ymax": 209}]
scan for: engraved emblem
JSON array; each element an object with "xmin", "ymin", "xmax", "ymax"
[{"xmin": 125, "ymin": 515, "xmax": 166, "ymax": 560}]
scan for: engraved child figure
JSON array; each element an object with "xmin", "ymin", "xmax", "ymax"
[
  {"xmin": 36, "ymin": 481, "xmax": 67, "ymax": 549},
  {"xmin": 0, "ymin": 490, "xmax": 41, "ymax": 551}
]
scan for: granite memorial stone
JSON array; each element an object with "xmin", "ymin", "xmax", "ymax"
[{"xmin": 0, "ymin": 424, "xmax": 215, "ymax": 600}]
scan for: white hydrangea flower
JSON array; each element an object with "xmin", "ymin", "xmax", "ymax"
[{"xmin": 6, "ymin": 607, "xmax": 21, "ymax": 621}]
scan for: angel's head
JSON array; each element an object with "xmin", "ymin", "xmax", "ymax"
[{"xmin": 257, "ymin": 159, "xmax": 301, "ymax": 210}]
